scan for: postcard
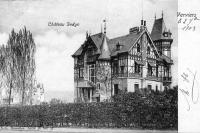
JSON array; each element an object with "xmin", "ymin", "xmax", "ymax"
[{"xmin": 0, "ymin": 0, "xmax": 198, "ymax": 132}]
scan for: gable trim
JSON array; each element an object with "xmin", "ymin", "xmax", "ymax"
[{"xmin": 128, "ymin": 29, "xmax": 159, "ymax": 57}]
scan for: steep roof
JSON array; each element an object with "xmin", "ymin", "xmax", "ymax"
[
  {"xmin": 151, "ymin": 18, "xmax": 167, "ymax": 41},
  {"xmin": 90, "ymin": 33, "xmax": 105, "ymax": 50},
  {"xmin": 108, "ymin": 31, "xmax": 142, "ymax": 56},
  {"xmin": 72, "ymin": 33, "xmax": 105, "ymax": 57},
  {"xmin": 98, "ymin": 35, "xmax": 111, "ymax": 60},
  {"xmin": 72, "ymin": 46, "xmax": 83, "ymax": 57},
  {"xmin": 72, "ymin": 30, "xmax": 150, "ymax": 58},
  {"xmin": 72, "ymin": 27, "xmax": 161, "ymax": 58}
]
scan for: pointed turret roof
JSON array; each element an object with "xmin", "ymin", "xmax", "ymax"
[
  {"xmin": 151, "ymin": 17, "xmax": 167, "ymax": 41},
  {"xmin": 98, "ymin": 34, "xmax": 110, "ymax": 60}
]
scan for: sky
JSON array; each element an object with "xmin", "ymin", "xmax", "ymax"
[{"xmin": 0, "ymin": 0, "xmax": 177, "ymax": 102}]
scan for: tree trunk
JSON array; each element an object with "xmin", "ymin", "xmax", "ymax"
[
  {"xmin": 22, "ymin": 69, "xmax": 26, "ymax": 105},
  {"xmin": 8, "ymin": 82, "xmax": 12, "ymax": 105}
]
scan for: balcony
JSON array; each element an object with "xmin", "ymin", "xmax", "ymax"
[
  {"xmin": 162, "ymin": 76, "xmax": 172, "ymax": 83},
  {"xmin": 112, "ymin": 73, "xmax": 128, "ymax": 78},
  {"xmin": 112, "ymin": 72, "xmax": 142, "ymax": 78},
  {"xmin": 129, "ymin": 73, "xmax": 142, "ymax": 78},
  {"xmin": 146, "ymin": 75, "xmax": 161, "ymax": 81}
]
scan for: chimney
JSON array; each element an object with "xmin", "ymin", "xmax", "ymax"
[
  {"xmin": 141, "ymin": 20, "xmax": 143, "ymax": 26},
  {"xmin": 140, "ymin": 20, "xmax": 147, "ymax": 31},
  {"xmin": 129, "ymin": 27, "xmax": 139, "ymax": 34},
  {"xmin": 144, "ymin": 20, "xmax": 146, "ymax": 27}
]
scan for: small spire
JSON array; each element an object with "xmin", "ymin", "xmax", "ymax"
[
  {"xmin": 89, "ymin": 30, "xmax": 91, "ymax": 35},
  {"xmin": 162, "ymin": 10, "xmax": 163, "ymax": 18},
  {"xmin": 155, "ymin": 13, "xmax": 156, "ymax": 20},
  {"xmin": 103, "ymin": 19, "xmax": 107, "ymax": 34},
  {"xmin": 86, "ymin": 31, "xmax": 89, "ymax": 39},
  {"xmin": 141, "ymin": 0, "xmax": 144, "ymax": 20},
  {"xmin": 101, "ymin": 24, "xmax": 103, "ymax": 33}
]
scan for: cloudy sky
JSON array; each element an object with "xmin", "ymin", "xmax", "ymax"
[{"xmin": 0, "ymin": 0, "xmax": 177, "ymax": 102}]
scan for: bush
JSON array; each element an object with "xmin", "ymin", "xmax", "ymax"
[{"xmin": 0, "ymin": 90, "xmax": 177, "ymax": 130}]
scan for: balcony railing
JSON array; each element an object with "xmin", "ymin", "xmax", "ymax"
[
  {"xmin": 129, "ymin": 73, "xmax": 142, "ymax": 78},
  {"xmin": 162, "ymin": 76, "xmax": 172, "ymax": 82},
  {"xmin": 146, "ymin": 75, "xmax": 161, "ymax": 81},
  {"xmin": 112, "ymin": 72, "xmax": 142, "ymax": 78},
  {"xmin": 112, "ymin": 73, "xmax": 128, "ymax": 78}
]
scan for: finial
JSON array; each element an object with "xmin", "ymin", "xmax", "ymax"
[
  {"xmin": 101, "ymin": 24, "xmax": 103, "ymax": 33},
  {"xmin": 162, "ymin": 10, "xmax": 163, "ymax": 18},
  {"xmin": 155, "ymin": 13, "xmax": 156, "ymax": 20},
  {"xmin": 142, "ymin": 0, "xmax": 144, "ymax": 20},
  {"xmin": 89, "ymin": 30, "xmax": 91, "ymax": 36},
  {"xmin": 103, "ymin": 19, "xmax": 106, "ymax": 34},
  {"xmin": 86, "ymin": 31, "xmax": 88, "ymax": 39}
]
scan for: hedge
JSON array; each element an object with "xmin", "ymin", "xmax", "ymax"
[{"xmin": 0, "ymin": 91, "xmax": 177, "ymax": 130}]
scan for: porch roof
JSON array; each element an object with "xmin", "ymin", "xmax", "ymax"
[{"xmin": 77, "ymin": 80, "xmax": 95, "ymax": 88}]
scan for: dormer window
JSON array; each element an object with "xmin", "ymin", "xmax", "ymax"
[
  {"xmin": 116, "ymin": 43, "xmax": 120, "ymax": 51},
  {"xmin": 137, "ymin": 43, "xmax": 140, "ymax": 53},
  {"xmin": 116, "ymin": 42, "xmax": 123, "ymax": 51}
]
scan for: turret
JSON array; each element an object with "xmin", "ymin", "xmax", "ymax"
[{"xmin": 151, "ymin": 12, "xmax": 173, "ymax": 58}]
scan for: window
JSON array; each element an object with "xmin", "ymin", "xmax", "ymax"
[
  {"xmin": 147, "ymin": 64, "xmax": 152, "ymax": 76},
  {"xmin": 163, "ymin": 33, "xmax": 168, "ymax": 37},
  {"xmin": 156, "ymin": 85, "xmax": 158, "ymax": 92},
  {"xmin": 156, "ymin": 65, "xmax": 158, "ymax": 77},
  {"xmin": 88, "ymin": 90, "xmax": 90, "ymax": 100},
  {"xmin": 120, "ymin": 66, "xmax": 125, "ymax": 74},
  {"xmin": 97, "ymin": 83, "xmax": 100, "ymax": 90},
  {"xmin": 79, "ymin": 68, "xmax": 84, "ymax": 78},
  {"xmin": 147, "ymin": 85, "xmax": 152, "ymax": 90},
  {"xmin": 135, "ymin": 62, "xmax": 140, "ymax": 73},
  {"xmin": 74, "ymin": 69, "xmax": 79, "ymax": 80},
  {"xmin": 89, "ymin": 64, "xmax": 95, "ymax": 83},
  {"xmin": 164, "ymin": 49, "xmax": 168, "ymax": 56},
  {"xmin": 113, "ymin": 61, "xmax": 118, "ymax": 75},
  {"xmin": 147, "ymin": 46, "xmax": 150, "ymax": 55},
  {"xmin": 134, "ymin": 84, "xmax": 139, "ymax": 93},
  {"xmin": 137, "ymin": 43, "xmax": 140, "ymax": 52}
]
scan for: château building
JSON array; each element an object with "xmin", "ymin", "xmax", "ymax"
[{"xmin": 72, "ymin": 14, "xmax": 173, "ymax": 102}]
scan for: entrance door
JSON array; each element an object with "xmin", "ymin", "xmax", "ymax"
[
  {"xmin": 134, "ymin": 84, "xmax": 139, "ymax": 93},
  {"xmin": 114, "ymin": 84, "xmax": 119, "ymax": 95}
]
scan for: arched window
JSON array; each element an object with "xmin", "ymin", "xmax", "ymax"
[
  {"xmin": 147, "ymin": 46, "xmax": 150, "ymax": 55},
  {"xmin": 137, "ymin": 43, "xmax": 140, "ymax": 52}
]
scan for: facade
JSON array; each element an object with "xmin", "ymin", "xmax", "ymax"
[{"xmin": 72, "ymin": 14, "xmax": 173, "ymax": 102}]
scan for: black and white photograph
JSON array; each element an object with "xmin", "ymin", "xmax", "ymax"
[{"xmin": 0, "ymin": 0, "xmax": 180, "ymax": 132}]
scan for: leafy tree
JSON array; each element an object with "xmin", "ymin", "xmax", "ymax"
[
  {"xmin": 3, "ymin": 27, "xmax": 37, "ymax": 105},
  {"xmin": 50, "ymin": 98, "xmax": 63, "ymax": 105}
]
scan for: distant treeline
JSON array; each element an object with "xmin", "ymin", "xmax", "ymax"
[{"xmin": 0, "ymin": 87, "xmax": 177, "ymax": 130}]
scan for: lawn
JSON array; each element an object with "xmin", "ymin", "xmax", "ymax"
[{"xmin": 0, "ymin": 127, "xmax": 177, "ymax": 133}]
